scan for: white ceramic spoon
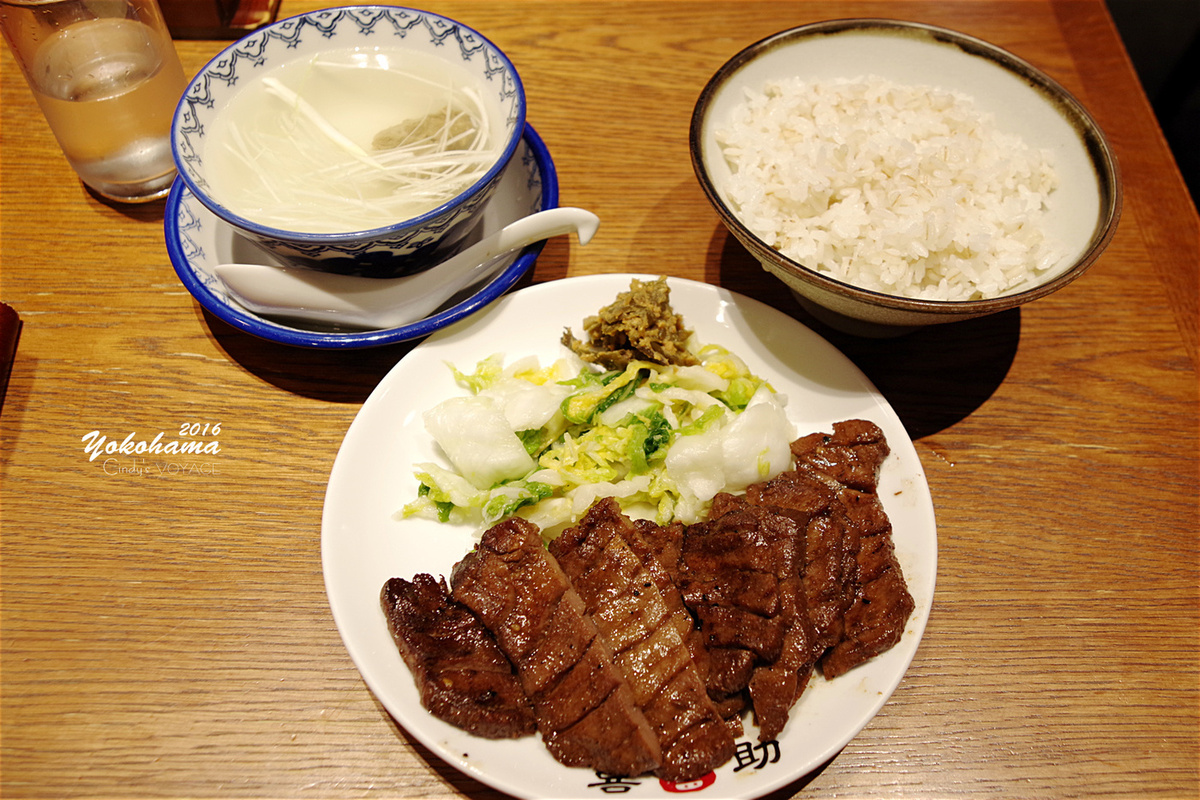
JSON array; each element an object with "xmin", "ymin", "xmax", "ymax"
[{"xmin": 213, "ymin": 207, "xmax": 600, "ymax": 330}]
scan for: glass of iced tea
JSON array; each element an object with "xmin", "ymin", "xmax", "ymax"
[{"xmin": 1, "ymin": 0, "xmax": 187, "ymax": 202}]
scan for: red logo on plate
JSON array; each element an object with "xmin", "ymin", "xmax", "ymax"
[{"xmin": 659, "ymin": 772, "xmax": 717, "ymax": 792}]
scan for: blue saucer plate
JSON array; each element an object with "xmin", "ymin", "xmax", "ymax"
[{"xmin": 165, "ymin": 124, "xmax": 557, "ymax": 349}]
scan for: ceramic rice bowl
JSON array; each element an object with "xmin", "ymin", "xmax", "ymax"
[{"xmin": 690, "ymin": 19, "xmax": 1121, "ymax": 336}]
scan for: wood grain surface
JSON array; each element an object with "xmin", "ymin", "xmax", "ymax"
[{"xmin": 2, "ymin": 2, "xmax": 1197, "ymax": 799}]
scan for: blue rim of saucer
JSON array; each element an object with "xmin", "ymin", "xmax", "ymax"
[{"xmin": 165, "ymin": 123, "xmax": 557, "ymax": 350}]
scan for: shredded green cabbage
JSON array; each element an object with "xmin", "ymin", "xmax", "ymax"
[{"xmin": 403, "ymin": 344, "xmax": 796, "ymax": 536}]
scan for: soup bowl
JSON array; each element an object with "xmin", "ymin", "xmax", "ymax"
[
  {"xmin": 691, "ymin": 19, "xmax": 1121, "ymax": 336},
  {"xmin": 172, "ymin": 5, "xmax": 525, "ymax": 277}
]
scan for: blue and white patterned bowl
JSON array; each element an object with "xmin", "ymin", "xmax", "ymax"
[{"xmin": 171, "ymin": 5, "xmax": 525, "ymax": 278}]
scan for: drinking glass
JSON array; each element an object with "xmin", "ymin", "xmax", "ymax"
[{"xmin": 1, "ymin": 0, "xmax": 187, "ymax": 202}]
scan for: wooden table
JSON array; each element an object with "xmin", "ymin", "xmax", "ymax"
[{"xmin": 2, "ymin": 2, "xmax": 1197, "ymax": 798}]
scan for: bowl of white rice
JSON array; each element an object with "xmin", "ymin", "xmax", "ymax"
[{"xmin": 690, "ymin": 19, "xmax": 1121, "ymax": 335}]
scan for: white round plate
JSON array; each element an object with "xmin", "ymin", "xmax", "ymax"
[{"xmin": 321, "ymin": 274, "xmax": 938, "ymax": 799}]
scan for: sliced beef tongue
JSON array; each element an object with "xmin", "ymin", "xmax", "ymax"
[
  {"xmin": 790, "ymin": 419, "xmax": 915, "ymax": 680},
  {"xmin": 380, "ymin": 574, "xmax": 536, "ymax": 740},
  {"xmin": 819, "ymin": 485, "xmax": 915, "ymax": 679},
  {"xmin": 678, "ymin": 495, "xmax": 818, "ymax": 742},
  {"xmin": 626, "ymin": 518, "xmax": 696, "ymax": 649},
  {"xmin": 791, "ymin": 418, "xmax": 893, "ymax": 492},
  {"xmin": 744, "ymin": 467, "xmax": 857, "ymax": 654},
  {"xmin": 384, "ymin": 417, "xmax": 915, "ymax": 765},
  {"xmin": 631, "ymin": 518, "xmax": 748, "ymax": 738},
  {"xmin": 549, "ymin": 498, "xmax": 735, "ymax": 782},
  {"xmin": 449, "ymin": 516, "xmax": 662, "ymax": 777}
]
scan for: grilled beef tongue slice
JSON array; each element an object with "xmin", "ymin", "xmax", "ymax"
[
  {"xmin": 380, "ymin": 574, "xmax": 536, "ymax": 739},
  {"xmin": 632, "ymin": 518, "xmax": 749, "ymax": 736},
  {"xmin": 818, "ymin": 485, "xmax": 914, "ymax": 679},
  {"xmin": 681, "ymin": 495, "xmax": 818, "ymax": 742},
  {"xmin": 790, "ymin": 419, "xmax": 915, "ymax": 679},
  {"xmin": 744, "ymin": 468, "xmax": 855, "ymax": 654},
  {"xmin": 791, "ymin": 418, "xmax": 893, "ymax": 492},
  {"xmin": 450, "ymin": 516, "xmax": 661, "ymax": 777},
  {"xmin": 550, "ymin": 498, "xmax": 736, "ymax": 782}
]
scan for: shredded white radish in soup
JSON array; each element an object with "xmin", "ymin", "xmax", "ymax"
[{"xmin": 204, "ymin": 48, "xmax": 503, "ymax": 233}]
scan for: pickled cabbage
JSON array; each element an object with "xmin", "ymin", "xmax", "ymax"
[{"xmin": 404, "ymin": 344, "xmax": 796, "ymax": 536}]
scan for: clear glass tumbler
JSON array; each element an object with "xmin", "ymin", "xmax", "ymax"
[{"xmin": 1, "ymin": 0, "xmax": 187, "ymax": 202}]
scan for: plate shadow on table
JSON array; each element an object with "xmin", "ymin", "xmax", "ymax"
[
  {"xmin": 197, "ymin": 306, "xmax": 424, "ymax": 403},
  {"xmin": 373, "ymin": 697, "xmax": 524, "ymax": 800},
  {"xmin": 704, "ymin": 226, "xmax": 1021, "ymax": 440},
  {"xmin": 191, "ymin": 245, "xmax": 559, "ymax": 403},
  {"xmin": 756, "ymin": 755, "xmax": 837, "ymax": 799}
]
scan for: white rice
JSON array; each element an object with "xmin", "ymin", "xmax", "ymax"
[{"xmin": 717, "ymin": 75, "xmax": 1064, "ymax": 300}]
